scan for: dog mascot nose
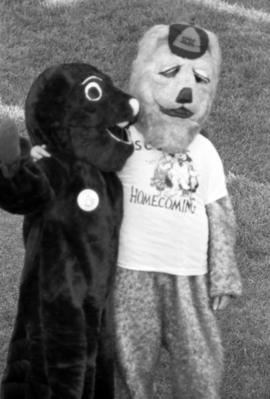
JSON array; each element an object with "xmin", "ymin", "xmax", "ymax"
[{"xmin": 176, "ymin": 87, "xmax": 193, "ymax": 104}]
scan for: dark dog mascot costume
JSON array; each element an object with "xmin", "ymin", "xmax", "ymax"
[{"xmin": 0, "ymin": 63, "xmax": 139, "ymax": 399}]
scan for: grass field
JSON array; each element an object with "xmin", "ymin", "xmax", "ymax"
[{"xmin": 0, "ymin": 0, "xmax": 270, "ymax": 397}]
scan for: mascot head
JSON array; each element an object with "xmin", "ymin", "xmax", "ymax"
[
  {"xmin": 25, "ymin": 63, "xmax": 139, "ymax": 171},
  {"xmin": 130, "ymin": 22, "xmax": 221, "ymax": 153}
]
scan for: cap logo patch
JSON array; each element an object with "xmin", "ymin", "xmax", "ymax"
[{"xmin": 169, "ymin": 23, "xmax": 209, "ymax": 60}]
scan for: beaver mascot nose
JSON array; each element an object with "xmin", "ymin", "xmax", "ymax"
[{"xmin": 176, "ymin": 87, "xmax": 193, "ymax": 104}]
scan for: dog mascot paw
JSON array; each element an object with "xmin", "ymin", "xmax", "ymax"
[
  {"xmin": 114, "ymin": 22, "xmax": 242, "ymax": 399},
  {"xmin": 0, "ymin": 63, "xmax": 139, "ymax": 399}
]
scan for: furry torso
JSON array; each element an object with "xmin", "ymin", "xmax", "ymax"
[{"xmin": 23, "ymin": 154, "xmax": 123, "ymax": 298}]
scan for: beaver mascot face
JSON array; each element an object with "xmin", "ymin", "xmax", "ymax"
[{"xmin": 129, "ymin": 23, "xmax": 221, "ymax": 153}]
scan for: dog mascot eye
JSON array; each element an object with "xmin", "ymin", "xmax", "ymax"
[{"xmin": 84, "ymin": 81, "xmax": 103, "ymax": 101}]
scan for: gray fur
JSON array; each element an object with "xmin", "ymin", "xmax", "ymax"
[
  {"xmin": 114, "ymin": 268, "xmax": 224, "ymax": 399},
  {"xmin": 206, "ymin": 195, "xmax": 242, "ymax": 298}
]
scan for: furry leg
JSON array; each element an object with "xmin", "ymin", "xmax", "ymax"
[
  {"xmin": 163, "ymin": 274, "xmax": 223, "ymax": 399},
  {"xmin": 93, "ymin": 299, "xmax": 114, "ymax": 399},
  {"xmin": 113, "ymin": 268, "xmax": 162, "ymax": 399}
]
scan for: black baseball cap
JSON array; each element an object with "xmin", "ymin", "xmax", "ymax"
[{"xmin": 168, "ymin": 23, "xmax": 209, "ymax": 59}]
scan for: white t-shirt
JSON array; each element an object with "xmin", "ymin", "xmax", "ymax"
[{"xmin": 117, "ymin": 125, "xmax": 228, "ymax": 276}]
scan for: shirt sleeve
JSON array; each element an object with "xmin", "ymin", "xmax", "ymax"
[{"xmin": 205, "ymin": 141, "xmax": 228, "ymax": 205}]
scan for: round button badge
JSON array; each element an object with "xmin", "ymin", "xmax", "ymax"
[{"xmin": 77, "ymin": 189, "xmax": 99, "ymax": 212}]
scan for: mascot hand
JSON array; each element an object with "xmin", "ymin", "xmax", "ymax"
[
  {"xmin": 212, "ymin": 295, "xmax": 232, "ymax": 311},
  {"xmin": 31, "ymin": 145, "xmax": 51, "ymax": 162},
  {"xmin": 0, "ymin": 118, "xmax": 20, "ymax": 177}
]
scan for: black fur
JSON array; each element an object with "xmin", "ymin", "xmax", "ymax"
[{"xmin": 0, "ymin": 63, "xmax": 136, "ymax": 399}]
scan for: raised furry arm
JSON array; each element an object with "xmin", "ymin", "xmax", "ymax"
[
  {"xmin": 0, "ymin": 118, "xmax": 54, "ymax": 214},
  {"xmin": 0, "ymin": 138, "xmax": 54, "ymax": 215}
]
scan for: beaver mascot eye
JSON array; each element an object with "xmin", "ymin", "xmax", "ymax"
[
  {"xmin": 159, "ymin": 65, "xmax": 181, "ymax": 78},
  {"xmin": 193, "ymin": 69, "xmax": 210, "ymax": 84},
  {"xmin": 84, "ymin": 80, "xmax": 103, "ymax": 101}
]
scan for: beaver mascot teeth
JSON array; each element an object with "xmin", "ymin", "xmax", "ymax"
[
  {"xmin": 113, "ymin": 23, "xmax": 242, "ymax": 399},
  {"xmin": 0, "ymin": 63, "xmax": 139, "ymax": 399}
]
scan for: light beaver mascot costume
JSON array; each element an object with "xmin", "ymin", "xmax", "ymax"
[
  {"xmin": 0, "ymin": 63, "xmax": 139, "ymax": 399},
  {"xmin": 114, "ymin": 22, "xmax": 242, "ymax": 399}
]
